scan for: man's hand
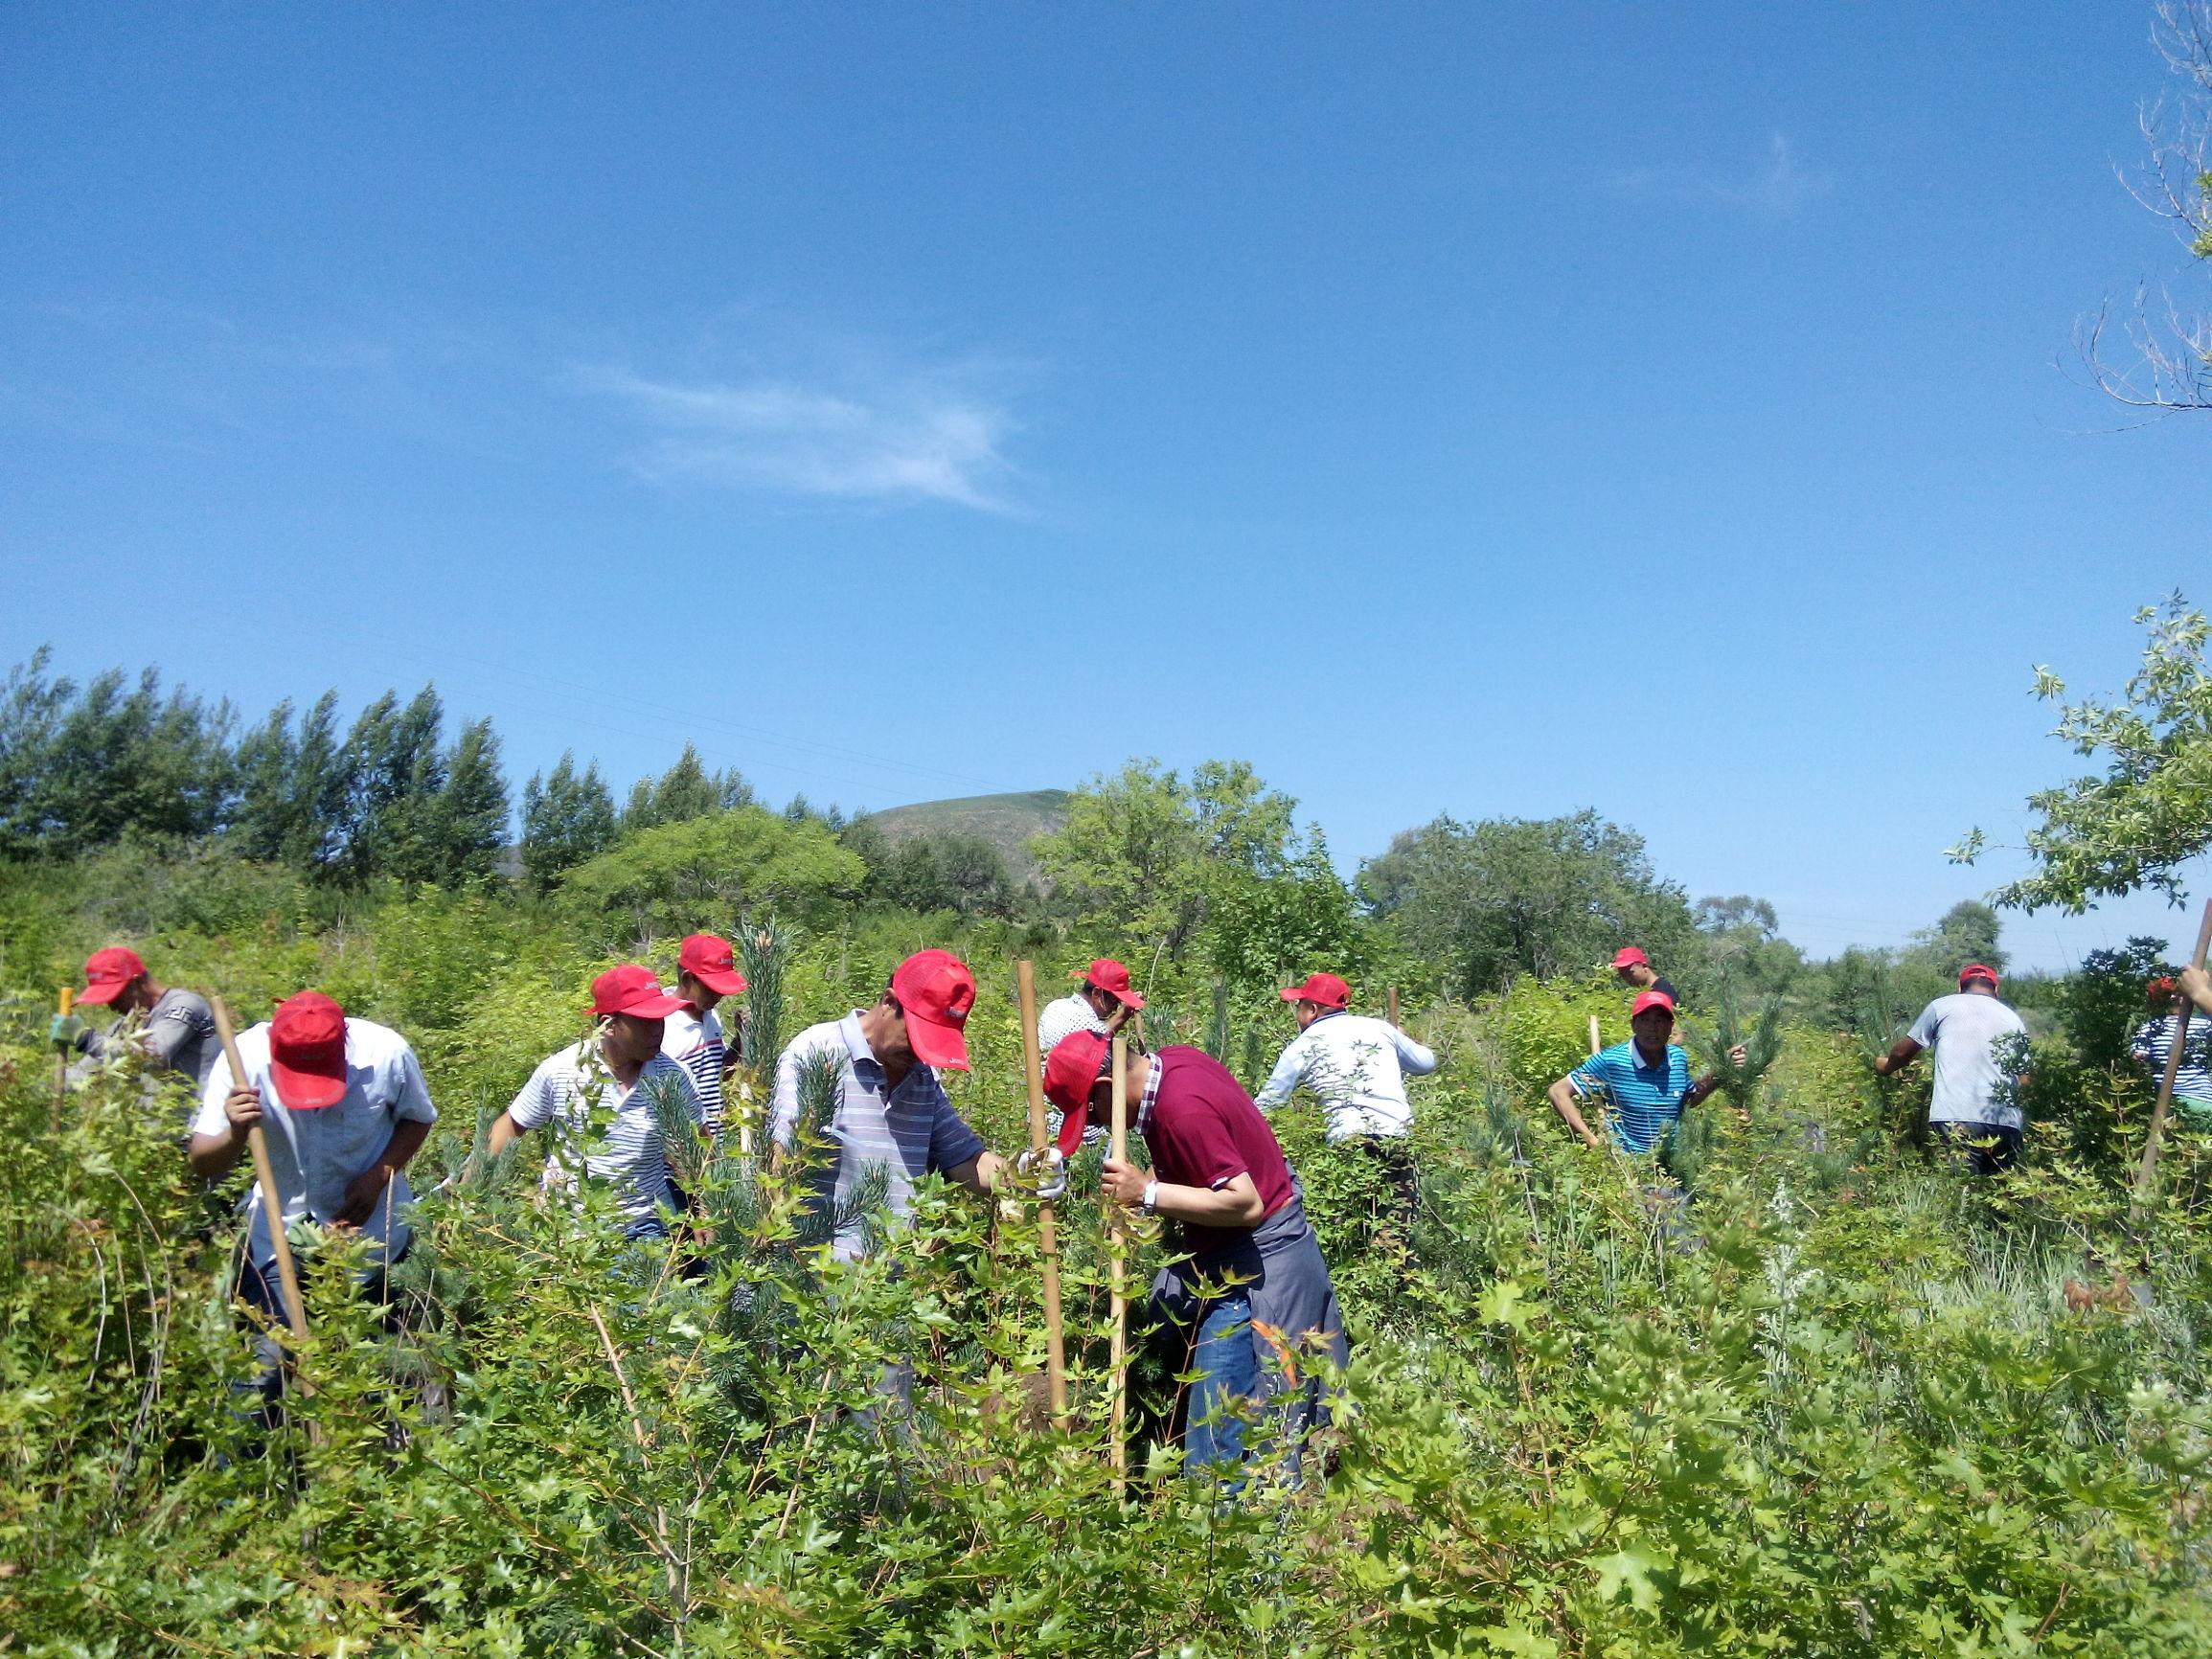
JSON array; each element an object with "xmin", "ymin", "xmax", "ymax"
[
  {"xmin": 333, "ymin": 1163, "xmax": 394, "ymax": 1229},
  {"xmin": 1100, "ymin": 1156, "xmax": 1150, "ymax": 1208},
  {"xmin": 2181, "ymin": 964, "xmax": 2211, "ymax": 1014},
  {"xmin": 1728, "ymin": 1043, "xmax": 1748, "ymax": 1066},
  {"xmin": 1011, "ymin": 1146, "xmax": 1068, "ymax": 1201},
  {"xmin": 224, "ymin": 1085, "xmax": 264, "ymax": 1135}
]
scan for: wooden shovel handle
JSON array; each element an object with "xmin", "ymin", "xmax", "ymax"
[
  {"xmin": 211, "ymin": 996, "xmax": 309, "ymax": 1343},
  {"xmin": 1014, "ymin": 963, "xmax": 1068, "ymax": 1424}
]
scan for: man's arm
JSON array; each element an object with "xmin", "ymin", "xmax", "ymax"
[
  {"xmin": 2181, "ymin": 964, "xmax": 2212, "ymax": 1018},
  {"xmin": 1251, "ymin": 1037, "xmax": 1308, "ymax": 1111},
  {"xmin": 1872, "ymin": 1036, "xmax": 1924, "ymax": 1077},
  {"xmin": 335, "ymin": 1117, "xmax": 433, "ymax": 1226},
  {"xmin": 1099, "ymin": 1161, "xmax": 1266, "ymax": 1228},
  {"xmin": 189, "ymin": 1083, "xmax": 263, "ymax": 1177},
  {"xmin": 944, "ymin": 1150, "xmax": 1011, "ymax": 1195},
  {"xmin": 1392, "ymin": 1029, "xmax": 1439, "ymax": 1076},
  {"xmin": 1546, "ymin": 1074, "xmax": 1605, "ymax": 1149}
]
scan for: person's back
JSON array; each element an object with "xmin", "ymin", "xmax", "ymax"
[
  {"xmin": 1256, "ymin": 1011, "xmax": 1435, "ymax": 1142},
  {"xmin": 1911, "ymin": 992, "xmax": 2029, "ymax": 1128}
]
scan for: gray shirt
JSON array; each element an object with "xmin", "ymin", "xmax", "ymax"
[
  {"xmin": 78, "ymin": 988, "xmax": 221, "ymax": 1090},
  {"xmin": 1908, "ymin": 992, "xmax": 2029, "ymax": 1129}
]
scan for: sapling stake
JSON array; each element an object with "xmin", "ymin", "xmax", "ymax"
[
  {"xmin": 1108, "ymin": 1033, "xmax": 1129, "ymax": 1496},
  {"xmin": 52, "ymin": 987, "xmax": 72, "ymax": 1131},
  {"xmin": 1387, "ymin": 987, "xmax": 1401, "ymax": 1029},
  {"xmin": 1588, "ymin": 1014, "xmax": 1602, "ymax": 1057},
  {"xmin": 2132, "ymin": 896, "xmax": 2212, "ymax": 1222},
  {"xmin": 211, "ymin": 996, "xmax": 310, "ymax": 1349},
  {"xmin": 1015, "ymin": 961, "xmax": 1069, "ymax": 1426}
]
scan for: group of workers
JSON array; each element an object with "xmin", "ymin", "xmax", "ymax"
[{"xmin": 55, "ymin": 935, "xmax": 2212, "ymax": 1470}]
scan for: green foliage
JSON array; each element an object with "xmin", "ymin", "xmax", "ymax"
[
  {"xmin": 556, "ymin": 805, "xmax": 864, "ymax": 943},
  {"xmin": 1906, "ymin": 898, "xmax": 2008, "ymax": 977},
  {"xmin": 1680, "ymin": 979, "xmax": 1787, "ymax": 1114},
  {"xmin": 520, "ymin": 750, "xmax": 620, "ymax": 891},
  {"xmin": 843, "ymin": 818, "xmax": 1023, "ymax": 919},
  {"xmin": 1952, "ymin": 594, "xmax": 2212, "ymax": 912},
  {"xmin": 1360, "ymin": 808, "xmax": 1700, "ymax": 998},
  {"xmin": 621, "ymin": 741, "xmax": 753, "ymax": 832}
]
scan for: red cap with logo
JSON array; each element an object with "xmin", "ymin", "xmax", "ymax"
[
  {"xmin": 678, "ymin": 933, "xmax": 748, "ymax": 998},
  {"xmin": 892, "ymin": 948, "xmax": 976, "ymax": 1071},
  {"xmin": 78, "ymin": 946, "xmax": 148, "ymax": 1012},
  {"xmin": 2150, "ymin": 974, "xmax": 2181, "ymax": 1005},
  {"xmin": 589, "ymin": 965, "xmax": 686, "ymax": 1019},
  {"xmin": 78, "ymin": 945, "xmax": 149, "ymax": 1006},
  {"xmin": 269, "ymin": 991, "xmax": 350, "ymax": 1110},
  {"xmin": 1958, "ymin": 964, "xmax": 2000, "ymax": 990},
  {"xmin": 1611, "ymin": 947, "xmax": 1650, "ymax": 970},
  {"xmin": 1280, "ymin": 971, "xmax": 1351, "ymax": 1010},
  {"xmin": 1042, "ymin": 1029, "xmax": 1110, "ymax": 1153},
  {"xmin": 1075, "ymin": 958, "xmax": 1145, "ymax": 1010},
  {"xmin": 1630, "ymin": 989, "xmax": 1676, "ymax": 1020}
]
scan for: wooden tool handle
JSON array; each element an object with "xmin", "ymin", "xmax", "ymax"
[
  {"xmin": 2132, "ymin": 897, "xmax": 2212, "ymax": 1215},
  {"xmin": 1589, "ymin": 1014, "xmax": 1603, "ymax": 1057},
  {"xmin": 1013, "ymin": 962, "xmax": 1067, "ymax": 1423},
  {"xmin": 1386, "ymin": 987, "xmax": 1401, "ymax": 1029},
  {"xmin": 211, "ymin": 996, "xmax": 309, "ymax": 1343},
  {"xmin": 1015, "ymin": 961, "xmax": 1050, "ymax": 1152}
]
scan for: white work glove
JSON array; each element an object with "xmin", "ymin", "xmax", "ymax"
[{"xmin": 1012, "ymin": 1146, "xmax": 1068, "ymax": 1202}]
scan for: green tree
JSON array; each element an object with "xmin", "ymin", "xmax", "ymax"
[
  {"xmin": 425, "ymin": 716, "xmax": 511, "ymax": 886},
  {"xmin": 845, "ymin": 820, "xmax": 1021, "ymax": 919},
  {"xmin": 230, "ymin": 693, "xmax": 351, "ymax": 871},
  {"xmin": 1904, "ymin": 899, "xmax": 2006, "ymax": 978},
  {"xmin": 1951, "ymin": 595, "xmax": 2211, "ymax": 912},
  {"xmin": 520, "ymin": 752, "xmax": 619, "ymax": 891},
  {"xmin": 1034, "ymin": 758, "xmax": 1299, "ymax": 963},
  {"xmin": 1359, "ymin": 808, "xmax": 1699, "ymax": 996},
  {"xmin": 0, "ymin": 650, "xmax": 234, "ymax": 856},
  {"xmin": 557, "ymin": 805, "xmax": 864, "ymax": 940},
  {"xmin": 624, "ymin": 744, "xmax": 753, "ymax": 833}
]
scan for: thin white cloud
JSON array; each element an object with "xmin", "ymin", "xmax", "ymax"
[
  {"xmin": 1610, "ymin": 134, "xmax": 1828, "ymax": 215},
  {"xmin": 580, "ymin": 363, "xmax": 1020, "ymax": 512}
]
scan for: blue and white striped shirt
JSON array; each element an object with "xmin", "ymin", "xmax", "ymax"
[
  {"xmin": 771, "ymin": 1014, "xmax": 987, "ymax": 1261},
  {"xmin": 509, "ymin": 1043, "xmax": 702, "ymax": 1225},
  {"xmin": 1568, "ymin": 1040, "xmax": 1698, "ymax": 1154},
  {"xmin": 2132, "ymin": 1013, "xmax": 2212, "ymax": 1104},
  {"xmin": 661, "ymin": 1005, "xmax": 728, "ymax": 1129}
]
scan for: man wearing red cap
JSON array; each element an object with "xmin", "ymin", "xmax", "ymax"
[
  {"xmin": 189, "ymin": 991, "xmax": 437, "ymax": 1392},
  {"xmin": 1255, "ymin": 971, "xmax": 1436, "ymax": 1242},
  {"xmin": 769, "ymin": 949, "xmax": 1031, "ymax": 1261},
  {"xmin": 1548, "ymin": 990, "xmax": 1728, "ymax": 1157},
  {"xmin": 1038, "ymin": 958, "xmax": 1144, "ymax": 1058},
  {"xmin": 1875, "ymin": 965, "xmax": 2030, "ymax": 1173},
  {"xmin": 663, "ymin": 933, "xmax": 747, "ymax": 1131},
  {"xmin": 2132, "ymin": 975, "xmax": 2212, "ymax": 1123},
  {"xmin": 1611, "ymin": 947, "xmax": 1679, "ymax": 1006},
  {"xmin": 490, "ymin": 966, "xmax": 705, "ymax": 1238},
  {"xmin": 1045, "ymin": 1029, "xmax": 1346, "ymax": 1478},
  {"xmin": 68, "ymin": 945, "xmax": 220, "ymax": 1091}
]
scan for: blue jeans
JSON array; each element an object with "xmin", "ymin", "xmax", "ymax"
[{"xmin": 1184, "ymin": 1290, "xmax": 1260, "ymax": 1473}]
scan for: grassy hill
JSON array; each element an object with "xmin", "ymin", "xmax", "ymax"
[{"xmin": 857, "ymin": 788, "xmax": 1071, "ymax": 888}]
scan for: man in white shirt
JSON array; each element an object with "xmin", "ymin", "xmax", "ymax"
[
  {"xmin": 1255, "ymin": 970, "xmax": 1437, "ymax": 1242},
  {"xmin": 191, "ymin": 990, "xmax": 437, "ymax": 1409},
  {"xmin": 1037, "ymin": 958, "xmax": 1145, "ymax": 1058},
  {"xmin": 490, "ymin": 965, "xmax": 704, "ymax": 1239},
  {"xmin": 1875, "ymin": 964, "xmax": 2031, "ymax": 1173},
  {"xmin": 663, "ymin": 932, "xmax": 746, "ymax": 1131}
]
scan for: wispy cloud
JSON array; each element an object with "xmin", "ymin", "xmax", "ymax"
[
  {"xmin": 1610, "ymin": 134, "xmax": 1827, "ymax": 215},
  {"xmin": 579, "ymin": 360, "xmax": 1021, "ymax": 512}
]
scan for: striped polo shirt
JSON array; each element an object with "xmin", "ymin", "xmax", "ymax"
[
  {"xmin": 770, "ymin": 1013, "xmax": 987, "ymax": 1261},
  {"xmin": 2132, "ymin": 1012, "xmax": 2212, "ymax": 1106},
  {"xmin": 661, "ymin": 1004, "xmax": 728, "ymax": 1128},
  {"xmin": 1568, "ymin": 1039, "xmax": 1698, "ymax": 1154},
  {"xmin": 508, "ymin": 1042, "xmax": 702, "ymax": 1225}
]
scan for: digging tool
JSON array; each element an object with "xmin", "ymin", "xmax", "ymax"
[
  {"xmin": 2132, "ymin": 897, "xmax": 2212, "ymax": 1223},
  {"xmin": 1387, "ymin": 987, "xmax": 1401, "ymax": 1029},
  {"xmin": 1589, "ymin": 1015, "xmax": 1603, "ymax": 1057},
  {"xmin": 51, "ymin": 987, "xmax": 73, "ymax": 1130},
  {"xmin": 1108, "ymin": 1033, "xmax": 1130, "ymax": 1494},
  {"xmin": 1015, "ymin": 962, "xmax": 1069, "ymax": 1426},
  {"xmin": 211, "ymin": 996, "xmax": 309, "ymax": 1350}
]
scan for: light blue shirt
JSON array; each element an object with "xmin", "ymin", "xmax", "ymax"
[{"xmin": 1568, "ymin": 1040, "xmax": 1697, "ymax": 1154}]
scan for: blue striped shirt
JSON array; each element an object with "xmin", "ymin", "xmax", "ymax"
[
  {"xmin": 2132, "ymin": 1013, "xmax": 2212, "ymax": 1104},
  {"xmin": 770, "ymin": 1014, "xmax": 987, "ymax": 1261},
  {"xmin": 661, "ymin": 1005, "xmax": 728, "ymax": 1128},
  {"xmin": 1569, "ymin": 1040, "xmax": 1698, "ymax": 1154}
]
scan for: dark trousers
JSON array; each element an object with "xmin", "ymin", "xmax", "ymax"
[
  {"xmin": 1346, "ymin": 1135, "xmax": 1420, "ymax": 1240},
  {"xmin": 233, "ymin": 1243, "xmax": 404, "ymax": 1416},
  {"xmin": 1935, "ymin": 1121, "xmax": 2021, "ymax": 1175}
]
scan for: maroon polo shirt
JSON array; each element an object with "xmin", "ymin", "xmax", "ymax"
[{"xmin": 1142, "ymin": 1046, "xmax": 1296, "ymax": 1257}]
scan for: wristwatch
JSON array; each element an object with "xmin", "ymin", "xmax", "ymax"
[{"xmin": 1140, "ymin": 1179, "xmax": 1158, "ymax": 1216}]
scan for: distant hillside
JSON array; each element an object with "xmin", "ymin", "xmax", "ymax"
[{"xmin": 859, "ymin": 789, "xmax": 1072, "ymax": 890}]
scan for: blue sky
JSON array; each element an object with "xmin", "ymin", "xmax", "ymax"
[{"xmin": 3, "ymin": 3, "xmax": 2207, "ymax": 970}]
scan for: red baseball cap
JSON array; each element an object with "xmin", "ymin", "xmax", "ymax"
[
  {"xmin": 1042, "ymin": 1029, "xmax": 1111, "ymax": 1153},
  {"xmin": 678, "ymin": 933, "xmax": 748, "ymax": 998},
  {"xmin": 1075, "ymin": 958, "xmax": 1145, "ymax": 1010},
  {"xmin": 1630, "ymin": 989, "xmax": 1676, "ymax": 1020},
  {"xmin": 589, "ymin": 965, "xmax": 686, "ymax": 1019},
  {"xmin": 2150, "ymin": 975, "xmax": 2181, "ymax": 1005},
  {"xmin": 892, "ymin": 948, "xmax": 976, "ymax": 1071},
  {"xmin": 78, "ymin": 945, "xmax": 148, "ymax": 1006},
  {"xmin": 269, "ymin": 991, "xmax": 350, "ymax": 1110},
  {"xmin": 1611, "ymin": 947, "xmax": 1649, "ymax": 969},
  {"xmin": 1959, "ymin": 964, "xmax": 2000, "ymax": 989},
  {"xmin": 1280, "ymin": 972, "xmax": 1351, "ymax": 1010}
]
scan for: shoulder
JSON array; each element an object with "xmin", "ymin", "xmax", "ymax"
[
  {"xmin": 345, "ymin": 1017, "xmax": 415, "ymax": 1060},
  {"xmin": 779, "ymin": 1019, "xmax": 850, "ymax": 1066},
  {"xmin": 642, "ymin": 1053, "xmax": 696, "ymax": 1089},
  {"xmin": 160, "ymin": 989, "xmax": 215, "ymax": 1024},
  {"xmin": 529, "ymin": 1045, "xmax": 585, "ymax": 1087}
]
